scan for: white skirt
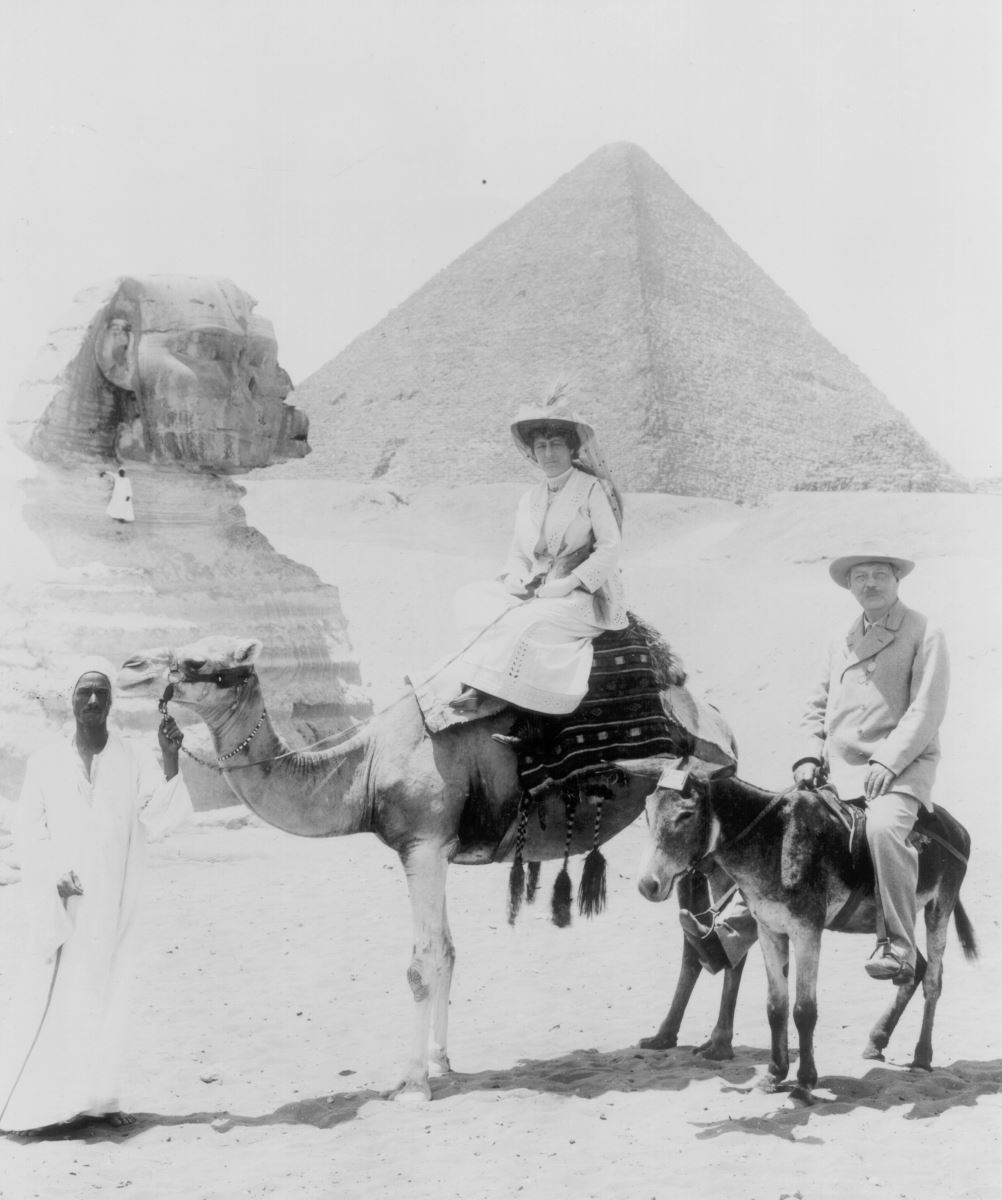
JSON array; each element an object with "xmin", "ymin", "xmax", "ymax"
[{"xmin": 451, "ymin": 580, "xmax": 606, "ymax": 714}]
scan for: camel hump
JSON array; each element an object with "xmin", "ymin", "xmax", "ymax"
[{"xmin": 610, "ymin": 612, "xmax": 688, "ymax": 688}]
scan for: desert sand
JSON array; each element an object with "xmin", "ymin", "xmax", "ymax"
[{"xmin": 1, "ymin": 474, "xmax": 1000, "ymax": 1200}]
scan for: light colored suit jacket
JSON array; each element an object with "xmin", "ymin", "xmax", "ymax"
[
  {"xmin": 796, "ymin": 600, "xmax": 949, "ymax": 808},
  {"xmin": 502, "ymin": 468, "xmax": 627, "ymax": 630}
]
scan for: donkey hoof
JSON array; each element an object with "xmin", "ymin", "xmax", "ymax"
[
  {"xmin": 789, "ymin": 1085, "xmax": 817, "ymax": 1106},
  {"xmin": 639, "ymin": 1033, "xmax": 677, "ymax": 1050},
  {"xmin": 908, "ymin": 1058, "xmax": 933, "ymax": 1073},
  {"xmin": 697, "ymin": 1038, "xmax": 735, "ymax": 1061},
  {"xmin": 862, "ymin": 1044, "xmax": 885, "ymax": 1061}
]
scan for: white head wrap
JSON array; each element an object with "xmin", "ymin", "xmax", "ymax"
[{"xmin": 67, "ymin": 654, "xmax": 118, "ymax": 699}]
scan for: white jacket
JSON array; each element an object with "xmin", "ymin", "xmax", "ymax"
[{"xmin": 502, "ymin": 468, "xmax": 627, "ymax": 630}]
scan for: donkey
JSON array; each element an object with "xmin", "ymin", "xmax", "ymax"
[{"xmin": 636, "ymin": 765, "xmax": 977, "ymax": 1100}]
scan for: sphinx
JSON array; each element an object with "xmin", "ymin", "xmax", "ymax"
[{"xmin": 9, "ymin": 274, "xmax": 308, "ymax": 472}]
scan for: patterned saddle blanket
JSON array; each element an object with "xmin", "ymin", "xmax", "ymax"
[{"xmin": 515, "ymin": 615, "xmax": 735, "ymax": 795}]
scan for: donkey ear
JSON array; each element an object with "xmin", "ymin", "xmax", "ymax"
[{"xmin": 233, "ymin": 639, "xmax": 263, "ymax": 666}]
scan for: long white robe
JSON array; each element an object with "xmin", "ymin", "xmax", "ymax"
[
  {"xmin": 0, "ymin": 732, "xmax": 191, "ymax": 1131},
  {"xmin": 105, "ymin": 473, "xmax": 134, "ymax": 522}
]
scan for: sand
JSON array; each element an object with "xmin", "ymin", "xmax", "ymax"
[{"xmin": 1, "ymin": 480, "xmax": 1000, "ymax": 1200}]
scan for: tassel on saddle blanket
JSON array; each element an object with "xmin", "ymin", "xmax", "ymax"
[{"xmin": 498, "ymin": 618, "xmax": 738, "ymax": 926}]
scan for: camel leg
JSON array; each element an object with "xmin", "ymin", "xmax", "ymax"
[
  {"xmin": 863, "ymin": 952, "xmax": 926, "ymax": 1061},
  {"xmin": 388, "ymin": 842, "xmax": 455, "ymax": 1100},
  {"xmin": 910, "ymin": 907, "xmax": 949, "ymax": 1071},
  {"xmin": 639, "ymin": 936, "xmax": 702, "ymax": 1050},
  {"xmin": 757, "ymin": 927, "xmax": 790, "ymax": 1091},
  {"xmin": 790, "ymin": 927, "xmax": 821, "ymax": 1099},
  {"xmin": 428, "ymin": 892, "xmax": 455, "ymax": 1077},
  {"xmin": 699, "ymin": 956, "xmax": 747, "ymax": 1061}
]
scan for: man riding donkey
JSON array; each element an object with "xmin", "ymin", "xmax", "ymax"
[{"xmin": 681, "ymin": 550, "xmax": 949, "ymax": 987}]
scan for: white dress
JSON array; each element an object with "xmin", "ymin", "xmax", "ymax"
[
  {"xmin": 451, "ymin": 467, "xmax": 628, "ymax": 714},
  {"xmin": 0, "ymin": 733, "xmax": 191, "ymax": 1131}
]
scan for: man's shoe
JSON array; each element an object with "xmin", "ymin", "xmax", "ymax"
[
  {"xmin": 864, "ymin": 942, "xmax": 914, "ymax": 983},
  {"xmin": 491, "ymin": 733, "xmax": 522, "ymax": 748}
]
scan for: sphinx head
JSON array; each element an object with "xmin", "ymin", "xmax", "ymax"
[{"xmin": 10, "ymin": 275, "xmax": 309, "ymax": 472}]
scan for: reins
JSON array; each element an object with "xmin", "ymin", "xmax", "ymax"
[
  {"xmin": 688, "ymin": 775, "xmax": 785, "ymax": 875},
  {"xmin": 155, "ymin": 601, "xmax": 522, "ymax": 771}
]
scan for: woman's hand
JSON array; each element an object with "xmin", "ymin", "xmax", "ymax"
[
  {"xmin": 536, "ymin": 575, "xmax": 580, "ymax": 599},
  {"xmin": 56, "ymin": 870, "xmax": 84, "ymax": 898},
  {"xmin": 502, "ymin": 574, "xmax": 528, "ymax": 595}
]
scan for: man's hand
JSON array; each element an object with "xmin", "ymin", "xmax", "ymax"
[
  {"xmin": 159, "ymin": 716, "xmax": 183, "ymax": 780},
  {"xmin": 864, "ymin": 762, "xmax": 896, "ymax": 800},
  {"xmin": 793, "ymin": 761, "xmax": 819, "ymax": 788},
  {"xmin": 537, "ymin": 575, "xmax": 580, "ymax": 599},
  {"xmin": 56, "ymin": 870, "xmax": 84, "ymax": 899}
]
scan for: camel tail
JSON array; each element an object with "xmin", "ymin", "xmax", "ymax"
[{"xmin": 953, "ymin": 898, "xmax": 979, "ymax": 961}]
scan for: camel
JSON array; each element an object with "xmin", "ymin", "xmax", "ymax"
[
  {"xmin": 118, "ymin": 633, "xmax": 744, "ymax": 1097},
  {"xmin": 637, "ymin": 765, "xmax": 978, "ymax": 1101}
]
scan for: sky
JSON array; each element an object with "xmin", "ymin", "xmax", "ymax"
[{"xmin": 2, "ymin": 0, "xmax": 999, "ymax": 478}]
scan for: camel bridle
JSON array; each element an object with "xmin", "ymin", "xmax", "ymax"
[{"xmin": 158, "ymin": 660, "xmax": 269, "ymax": 771}]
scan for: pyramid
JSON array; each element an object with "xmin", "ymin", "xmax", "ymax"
[{"xmin": 290, "ymin": 143, "xmax": 962, "ymax": 499}]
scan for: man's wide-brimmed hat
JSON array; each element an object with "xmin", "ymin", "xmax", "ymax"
[{"xmin": 829, "ymin": 554, "xmax": 916, "ymax": 589}]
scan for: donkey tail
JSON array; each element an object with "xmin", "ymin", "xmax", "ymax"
[{"xmin": 953, "ymin": 897, "xmax": 979, "ymax": 961}]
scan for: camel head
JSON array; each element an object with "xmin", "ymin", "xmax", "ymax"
[
  {"xmin": 636, "ymin": 761, "xmax": 719, "ymax": 903},
  {"xmin": 118, "ymin": 635, "xmax": 263, "ymax": 709}
]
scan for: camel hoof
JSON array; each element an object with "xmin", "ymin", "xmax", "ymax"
[
  {"xmin": 385, "ymin": 1078, "xmax": 432, "ymax": 1102},
  {"xmin": 639, "ymin": 1033, "xmax": 678, "ymax": 1050}
]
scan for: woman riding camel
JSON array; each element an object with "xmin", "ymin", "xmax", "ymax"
[{"xmin": 448, "ymin": 389, "xmax": 627, "ymax": 717}]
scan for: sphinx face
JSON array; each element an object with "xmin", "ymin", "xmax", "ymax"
[
  {"xmin": 121, "ymin": 278, "xmax": 308, "ymax": 471},
  {"xmin": 12, "ymin": 274, "xmax": 309, "ymax": 472}
]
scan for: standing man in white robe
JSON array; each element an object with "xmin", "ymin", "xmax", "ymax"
[
  {"xmin": 102, "ymin": 468, "xmax": 135, "ymax": 523},
  {"xmin": 0, "ymin": 656, "xmax": 191, "ymax": 1135}
]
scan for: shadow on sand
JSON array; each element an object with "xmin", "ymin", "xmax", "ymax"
[
  {"xmin": 693, "ymin": 1056, "xmax": 1002, "ymax": 1143},
  {"xmin": 34, "ymin": 1050, "xmax": 1001, "ymax": 1144}
]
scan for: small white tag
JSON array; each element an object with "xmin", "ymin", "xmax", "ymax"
[{"xmin": 657, "ymin": 765, "xmax": 690, "ymax": 792}]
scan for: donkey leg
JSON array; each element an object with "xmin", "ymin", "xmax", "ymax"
[
  {"xmin": 639, "ymin": 936, "xmax": 702, "ymax": 1050},
  {"xmin": 910, "ymin": 907, "xmax": 949, "ymax": 1071},
  {"xmin": 699, "ymin": 956, "xmax": 747, "ymax": 1061},
  {"xmin": 757, "ymin": 928, "xmax": 790, "ymax": 1091},
  {"xmin": 863, "ymin": 953, "xmax": 925, "ymax": 1060},
  {"xmin": 790, "ymin": 927, "xmax": 821, "ymax": 1098},
  {"xmin": 388, "ymin": 842, "xmax": 454, "ymax": 1099}
]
